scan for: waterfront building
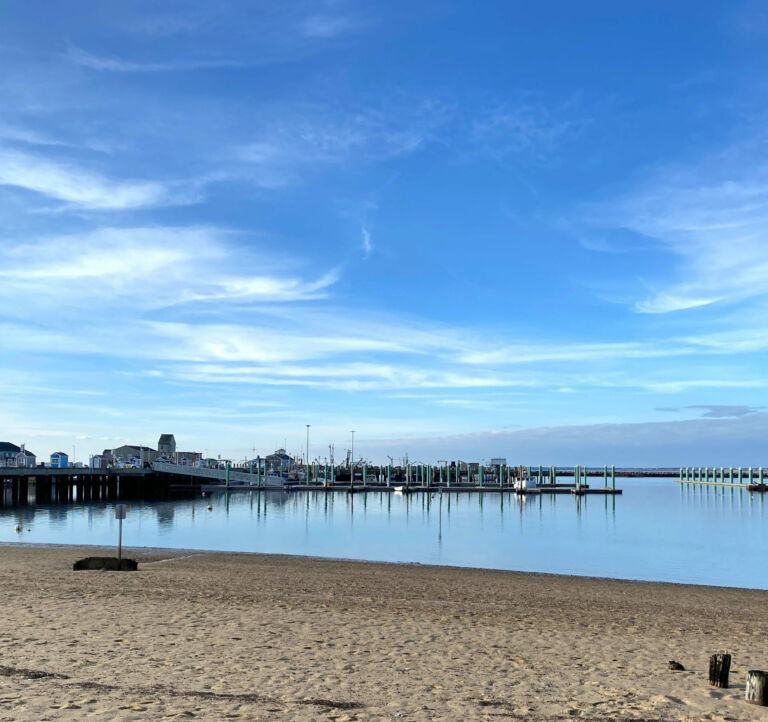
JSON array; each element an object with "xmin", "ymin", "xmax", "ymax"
[
  {"xmin": 14, "ymin": 444, "xmax": 36, "ymax": 468},
  {"xmin": 175, "ymin": 451, "xmax": 200, "ymax": 465},
  {"xmin": 89, "ymin": 454, "xmax": 108, "ymax": 469},
  {"xmin": 266, "ymin": 448, "xmax": 294, "ymax": 474},
  {"xmin": 104, "ymin": 445, "xmax": 157, "ymax": 465},
  {"xmin": 50, "ymin": 451, "xmax": 69, "ymax": 469},
  {"xmin": 0, "ymin": 442, "xmax": 22, "ymax": 467},
  {"xmin": 158, "ymin": 434, "xmax": 176, "ymax": 456}
]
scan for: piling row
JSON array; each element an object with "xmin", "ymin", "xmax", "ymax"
[{"xmin": 677, "ymin": 467, "xmax": 767, "ymax": 489}]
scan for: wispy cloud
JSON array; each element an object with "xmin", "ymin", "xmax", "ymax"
[
  {"xmin": 472, "ymin": 96, "xmax": 588, "ymax": 158},
  {"xmin": 67, "ymin": 46, "xmax": 245, "ymax": 73},
  {"xmin": 687, "ymin": 404, "xmax": 765, "ymax": 418},
  {"xmin": 0, "ymin": 227, "xmax": 338, "ymax": 313},
  {"xmin": 233, "ymin": 101, "xmax": 446, "ymax": 187},
  {"xmin": 300, "ymin": 15, "xmax": 367, "ymax": 39},
  {"xmin": 592, "ymin": 139, "xmax": 768, "ymax": 314},
  {"xmin": 361, "ymin": 222, "xmax": 373, "ymax": 257},
  {"xmin": 0, "ymin": 146, "xmax": 197, "ymax": 209}
]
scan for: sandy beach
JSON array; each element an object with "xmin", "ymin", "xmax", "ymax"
[{"xmin": 1, "ymin": 545, "xmax": 767, "ymax": 721}]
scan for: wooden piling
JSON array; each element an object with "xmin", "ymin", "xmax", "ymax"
[
  {"xmin": 709, "ymin": 653, "xmax": 731, "ymax": 688},
  {"xmin": 746, "ymin": 671, "xmax": 768, "ymax": 706}
]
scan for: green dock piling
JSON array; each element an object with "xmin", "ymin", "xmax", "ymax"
[{"xmin": 611, "ymin": 465, "xmax": 615, "ymax": 490}]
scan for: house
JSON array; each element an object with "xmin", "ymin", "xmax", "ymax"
[
  {"xmin": 266, "ymin": 448, "xmax": 295, "ymax": 474},
  {"xmin": 89, "ymin": 454, "xmax": 108, "ymax": 469},
  {"xmin": 50, "ymin": 451, "xmax": 69, "ymax": 469},
  {"xmin": 0, "ymin": 442, "xmax": 35, "ymax": 468},
  {"xmin": 14, "ymin": 444, "xmax": 36, "ymax": 468},
  {"xmin": 175, "ymin": 451, "xmax": 200, "ymax": 465},
  {"xmin": 104, "ymin": 445, "xmax": 157, "ymax": 465},
  {"xmin": 0, "ymin": 442, "xmax": 22, "ymax": 467},
  {"xmin": 157, "ymin": 434, "xmax": 176, "ymax": 456}
]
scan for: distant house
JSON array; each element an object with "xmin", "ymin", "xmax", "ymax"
[
  {"xmin": 14, "ymin": 444, "xmax": 36, "ymax": 468},
  {"xmin": 157, "ymin": 434, "xmax": 176, "ymax": 456},
  {"xmin": 266, "ymin": 448, "xmax": 294, "ymax": 474},
  {"xmin": 50, "ymin": 451, "xmax": 69, "ymax": 469},
  {"xmin": 175, "ymin": 451, "xmax": 200, "ymax": 465},
  {"xmin": 0, "ymin": 442, "xmax": 34, "ymax": 467},
  {"xmin": 89, "ymin": 454, "xmax": 108, "ymax": 469},
  {"xmin": 0, "ymin": 442, "xmax": 21, "ymax": 467},
  {"xmin": 104, "ymin": 445, "xmax": 157, "ymax": 465}
]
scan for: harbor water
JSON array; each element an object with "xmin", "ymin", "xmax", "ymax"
[{"xmin": 1, "ymin": 477, "xmax": 766, "ymax": 589}]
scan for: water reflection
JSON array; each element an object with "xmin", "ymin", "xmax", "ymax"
[{"xmin": 1, "ymin": 480, "xmax": 767, "ymax": 587}]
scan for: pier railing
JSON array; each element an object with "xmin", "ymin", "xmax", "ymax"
[{"xmin": 152, "ymin": 461, "xmax": 285, "ymax": 488}]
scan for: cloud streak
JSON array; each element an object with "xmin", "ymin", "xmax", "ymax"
[
  {"xmin": 591, "ymin": 139, "xmax": 768, "ymax": 314},
  {"xmin": 67, "ymin": 46, "xmax": 246, "ymax": 73},
  {"xmin": 0, "ymin": 146, "xmax": 197, "ymax": 210},
  {"xmin": 0, "ymin": 227, "xmax": 338, "ymax": 313}
]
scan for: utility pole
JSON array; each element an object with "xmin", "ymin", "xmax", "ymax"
[{"xmin": 350, "ymin": 431, "xmax": 355, "ymax": 471}]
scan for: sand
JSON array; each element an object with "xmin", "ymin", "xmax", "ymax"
[{"xmin": 0, "ymin": 545, "xmax": 767, "ymax": 721}]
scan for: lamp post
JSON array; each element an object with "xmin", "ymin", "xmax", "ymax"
[
  {"xmin": 306, "ymin": 424, "xmax": 311, "ymax": 482},
  {"xmin": 350, "ymin": 430, "xmax": 355, "ymax": 480}
]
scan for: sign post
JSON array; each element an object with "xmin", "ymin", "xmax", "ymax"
[{"xmin": 115, "ymin": 504, "xmax": 126, "ymax": 561}]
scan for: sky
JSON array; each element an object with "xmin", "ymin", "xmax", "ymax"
[{"xmin": 2, "ymin": 0, "xmax": 768, "ymax": 466}]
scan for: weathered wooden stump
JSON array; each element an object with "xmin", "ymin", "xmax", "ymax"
[
  {"xmin": 708, "ymin": 653, "xmax": 731, "ymax": 688},
  {"xmin": 746, "ymin": 671, "xmax": 768, "ymax": 706}
]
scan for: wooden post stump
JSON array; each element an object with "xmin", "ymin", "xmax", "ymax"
[
  {"xmin": 746, "ymin": 671, "xmax": 768, "ymax": 706},
  {"xmin": 708, "ymin": 653, "xmax": 731, "ymax": 688}
]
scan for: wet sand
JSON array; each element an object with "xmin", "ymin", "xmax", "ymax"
[{"xmin": 0, "ymin": 544, "xmax": 767, "ymax": 720}]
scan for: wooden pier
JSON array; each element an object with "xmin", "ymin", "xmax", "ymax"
[
  {"xmin": 1, "ymin": 461, "xmax": 625, "ymax": 507},
  {"xmin": 1, "ymin": 467, "xmax": 183, "ymax": 507}
]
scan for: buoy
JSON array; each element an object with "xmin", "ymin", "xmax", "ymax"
[
  {"xmin": 207, "ymin": 505, "xmax": 213, "ymax": 511},
  {"xmin": 14, "ymin": 525, "xmax": 21, "ymax": 533},
  {"xmin": 202, "ymin": 492, "xmax": 206, "ymax": 497}
]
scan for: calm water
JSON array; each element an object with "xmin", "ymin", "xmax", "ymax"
[{"xmin": 2, "ymin": 478, "xmax": 766, "ymax": 588}]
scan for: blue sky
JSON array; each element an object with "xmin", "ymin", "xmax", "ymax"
[{"xmin": 2, "ymin": 0, "xmax": 768, "ymax": 465}]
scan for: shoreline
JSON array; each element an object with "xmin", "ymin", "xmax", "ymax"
[
  {"xmin": 3, "ymin": 539, "xmax": 767, "ymax": 593},
  {"xmin": 2, "ymin": 544, "xmax": 768, "ymax": 720}
]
